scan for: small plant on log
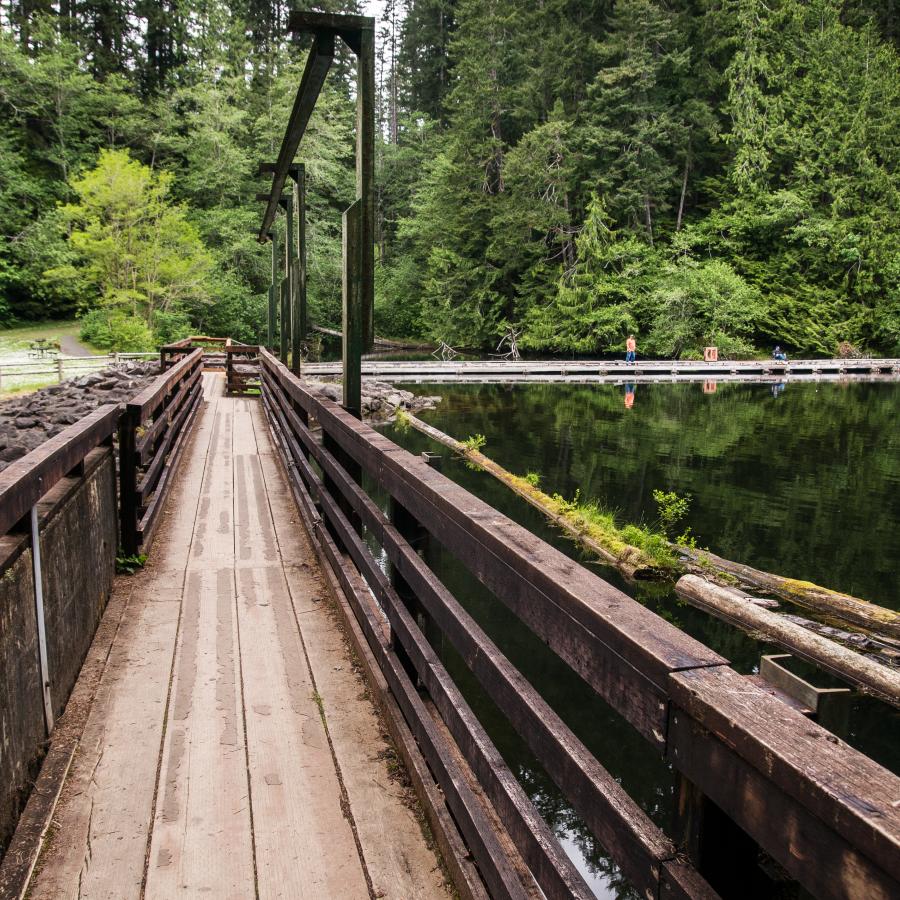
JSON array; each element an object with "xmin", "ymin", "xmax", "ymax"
[{"xmin": 652, "ymin": 489, "xmax": 692, "ymax": 540}]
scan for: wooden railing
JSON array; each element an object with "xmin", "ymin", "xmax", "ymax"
[
  {"xmin": 0, "ymin": 407, "xmax": 120, "ymax": 854},
  {"xmin": 119, "ymin": 349, "xmax": 204, "ymax": 554},
  {"xmin": 259, "ymin": 348, "xmax": 900, "ymax": 900},
  {"xmin": 159, "ymin": 335, "xmax": 231, "ymax": 370},
  {"xmin": 225, "ymin": 344, "xmax": 260, "ymax": 395}
]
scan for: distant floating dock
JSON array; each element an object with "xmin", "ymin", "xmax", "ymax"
[{"xmin": 302, "ymin": 357, "xmax": 900, "ymax": 383}]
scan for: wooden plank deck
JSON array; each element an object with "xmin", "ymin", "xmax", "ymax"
[{"xmin": 27, "ymin": 374, "xmax": 447, "ymax": 900}]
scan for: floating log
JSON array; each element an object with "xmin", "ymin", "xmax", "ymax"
[
  {"xmin": 681, "ymin": 548, "xmax": 900, "ymax": 642},
  {"xmin": 405, "ymin": 414, "xmax": 900, "ymax": 651},
  {"xmin": 675, "ymin": 575, "xmax": 900, "ymax": 707},
  {"xmin": 404, "ymin": 413, "xmax": 663, "ymax": 580}
]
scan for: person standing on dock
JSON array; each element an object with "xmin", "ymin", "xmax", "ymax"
[{"xmin": 625, "ymin": 335, "xmax": 637, "ymax": 363}]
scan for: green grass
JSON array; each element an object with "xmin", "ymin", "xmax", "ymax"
[
  {"xmin": 0, "ymin": 379, "xmax": 57, "ymax": 398},
  {"xmin": 0, "ymin": 320, "xmax": 103, "ymax": 356}
]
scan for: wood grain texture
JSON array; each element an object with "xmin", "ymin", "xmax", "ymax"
[{"xmin": 23, "ymin": 378, "xmax": 444, "ymax": 900}]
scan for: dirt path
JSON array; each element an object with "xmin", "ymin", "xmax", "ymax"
[{"xmin": 58, "ymin": 333, "xmax": 92, "ymax": 357}]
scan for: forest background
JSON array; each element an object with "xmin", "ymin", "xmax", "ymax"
[{"xmin": 1, "ymin": 0, "xmax": 898, "ymax": 358}]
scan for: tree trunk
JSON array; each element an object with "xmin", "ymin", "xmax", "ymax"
[{"xmin": 676, "ymin": 145, "xmax": 691, "ymax": 232}]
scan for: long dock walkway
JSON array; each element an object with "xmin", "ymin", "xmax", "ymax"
[
  {"xmin": 26, "ymin": 375, "xmax": 446, "ymax": 899},
  {"xmin": 302, "ymin": 356, "xmax": 900, "ymax": 383}
]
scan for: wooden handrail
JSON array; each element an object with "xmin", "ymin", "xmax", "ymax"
[
  {"xmin": 0, "ymin": 404, "xmax": 120, "ymax": 538},
  {"xmin": 259, "ymin": 347, "xmax": 900, "ymax": 900},
  {"xmin": 128, "ymin": 348, "xmax": 202, "ymax": 422}
]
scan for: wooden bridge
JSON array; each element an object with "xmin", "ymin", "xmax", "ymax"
[
  {"xmin": 1, "ymin": 346, "xmax": 899, "ymax": 900},
  {"xmin": 3, "ymin": 12, "xmax": 900, "ymax": 899}
]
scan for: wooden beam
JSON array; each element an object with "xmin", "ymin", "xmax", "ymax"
[
  {"xmin": 0, "ymin": 403, "xmax": 120, "ymax": 539},
  {"xmin": 286, "ymin": 11, "xmax": 373, "ymax": 33},
  {"xmin": 357, "ymin": 24, "xmax": 375, "ymax": 351},
  {"xmin": 342, "ymin": 200, "xmax": 363, "ymax": 417},
  {"xmin": 257, "ymin": 33, "xmax": 334, "ymax": 242},
  {"xmin": 279, "ymin": 275, "xmax": 289, "ymax": 361}
]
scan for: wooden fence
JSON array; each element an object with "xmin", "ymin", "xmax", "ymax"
[
  {"xmin": 259, "ymin": 347, "xmax": 900, "ymax": 900},
  {"xmin": 0, "ymin": 406, "xmax": 120, "ymax": 856},
  {"xmin": 119, "ymin": 349, "xmax": 204, "ymax": 554},
  {"xmin": 0, "ymin": 353, "xmax": 157, "ymax": 391}
]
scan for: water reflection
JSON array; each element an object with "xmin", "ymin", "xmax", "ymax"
[{"xmin": 375, "ymin": 380, "xmax": 900, "ymax": 897}]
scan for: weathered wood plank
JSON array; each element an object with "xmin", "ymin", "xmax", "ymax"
[
  {"xmin": 145, "ymin": 396, "xmax": 255, "ymax": 896},
  {"xmin": 0, "ymin": 404, "xmax": 120, "ymax": 538},
  {"xmin": 127, "ymin": 348, "xmax": 202, "ymax": 422},
  {"xmin": 668, "ymin": 666, "xmax": 900, "ymax": 891}
]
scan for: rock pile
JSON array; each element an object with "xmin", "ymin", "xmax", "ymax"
[
  {"xmin": 306, "ymin": 379, "xmax": 440, "ymax": 421},
  {"xmin": 0, "ymin": 362, "xmax": 159, "ymax": 472}
]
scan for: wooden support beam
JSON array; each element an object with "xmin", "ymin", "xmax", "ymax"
[
  {"xmin": 297, "ymin": 167, "xmax": 307, "ymax": 344},
  {"xmin": 342, "ymin": 199, "xmax": 363, "ymax": 418},
  {"xmin": 279, "ymin": 275, "xmax": 289, "ymax": 361},
  {"xmin": 267, "ymin": 230, "xmax": 277, "ymax": 351},
  {"xmin": 257, "ymin": 33, "xmax": 334, "ymax": 242},
  {"xmin": 290, "ymin": 168, "xmax": 304, "ymax": 373},
  {"xmin": 356, "ymin": 25, "xmax": 375, "ymax": 351}
]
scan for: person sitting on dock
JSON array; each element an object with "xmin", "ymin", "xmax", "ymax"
[
  {"xmin": 625, "ymin": 335, "xmax": 637, "ymax": 363},
  {"xmin": 772, "ymin": 345, "xmax": 788, "ymax": 361}
]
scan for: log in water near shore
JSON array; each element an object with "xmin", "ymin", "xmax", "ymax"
[
  {"xmin": 679, "ymin": 548, "xmax": 900, "ymax": 641},
  {"xmin": 403, "ymin": 412, "xmax": 664, "ymax": 580},
  {"xmin": 403, "ymin": 412, "xmax": 900, "ymax": 652},
  {"xmin": 676, "ymin": 575, "xmax": 900, "ymax": 707}
]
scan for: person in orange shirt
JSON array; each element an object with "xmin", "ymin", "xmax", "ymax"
[{"xmin": 625, "ymin": 335, "xmax": 637, "ymax": 363}]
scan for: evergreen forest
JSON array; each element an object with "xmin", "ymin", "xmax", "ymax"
[{"xmin": 1, "ymin": 0, "xmax": 898, "ymax": 357}]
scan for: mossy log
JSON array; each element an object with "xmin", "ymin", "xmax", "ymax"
[
  {"xmin": 676, "ymin": 575, "xmax": 900, "ymax": 707},
  {"xmin": 403, "ymin": 414, "xmax": 900, "ymax": 648},
  {"xmin": 681, "ymin": 548, "xmax": 900, "ymax": 642},
  {"xmin": 404, "ymin": 413, "xmax": 663, "ymax": 580}
]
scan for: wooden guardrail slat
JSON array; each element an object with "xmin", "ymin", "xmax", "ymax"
[
  {"xmin": 258, "ymin": 348, "xmax": 900, "ymax": 900},
  {"xmin": 0, "ymin": 404, "xmax": 120, "ymax": 538}
]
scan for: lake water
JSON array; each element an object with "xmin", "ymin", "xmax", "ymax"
[{"xmin": 371, "ymin": 379, "xmax": 900, "ymax": 898}]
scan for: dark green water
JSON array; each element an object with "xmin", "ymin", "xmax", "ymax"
[{"xmin": 369, "ymin": 380, "xmax": 899, "ymax": 898}]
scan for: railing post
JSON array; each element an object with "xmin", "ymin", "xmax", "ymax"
[
  {"xmin": 29, "ymin": 504, "xmax": 54, "ymax": 734},
  {"xmin": 118, "ymin": 407, "xmax": 139, "ymax": 556},
  {"xmin": 388, "ymin": 451, "xmax": 441, "ymax": 684}
]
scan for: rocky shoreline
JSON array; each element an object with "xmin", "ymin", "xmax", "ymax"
[
  {"xmin": 305, "ymin": 379, "xmax": 441, "ymax": 421},
  {"xmin": 0, "ymin": 362, "xmax": 159, "ymax": 471}
]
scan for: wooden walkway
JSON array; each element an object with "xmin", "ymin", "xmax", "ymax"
[
  {"xmin": 27, "ymin": 374, "xmax": 447, "ymax": 900},
  {"xmin": 302, "ymin": 357, "xmax": 900, "ymax": 384}
]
